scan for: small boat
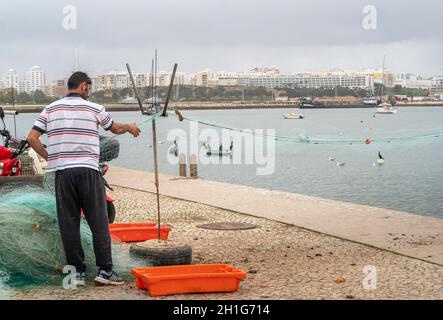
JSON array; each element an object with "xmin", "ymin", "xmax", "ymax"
[
  {"xmin": 374, "ymin": 55, "xmax": 397, "ymax": 115},
  {"xmin": 299, "ymin": 97, "xmax": 323, "ymax": 109},
  {"xmin": 206, "ymin": 142, "xmax": 233, "ymax": 156},
  {"xmin": 336, "ymin": 161, "xmax": 345, "ymax": 167},
  {"xmin": 363, "ymin": 96, "xmax": 378, "ymax": 106},
  {"xmin": 328, "ymin": 156, "xmax": 336, "ymax": 161},
  {"xmin": 375, "ymin": 102, "xmax": 397, "ymax": 114},
  {"xmin": 283, "ymin": 112, "xmax": 304, "ymax": 119},
  {"xmin": 207, "ymin": 149, "xmax": 232, "ymax": 156}
]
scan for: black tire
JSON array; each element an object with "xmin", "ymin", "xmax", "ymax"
[
  {"xmin": 107, "ymin": 201, "xmax": 116, "ymax": 224},
  {"xmin": 129, "ymin": 244, "xmax": 192, "ymax": 266}
]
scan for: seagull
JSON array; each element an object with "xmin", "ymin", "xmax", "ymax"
[
  {"xmin": 373, "ymin": 151, "xmax": 385, "ymax": 166},
  {"xmin": 169, "ymin": 140, "xmax": 178, "ymax": 156},
  {"xmin": 337, "ymin": 161, "xmax": 346, "ymax": 167},
  {"xmin": 328, "ymin": 156, "xmax": 336, "ymax": 161}
]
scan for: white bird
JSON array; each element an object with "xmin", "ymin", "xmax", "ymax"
[
  {"xmin": 373, "ymin": 151, "xmax": 385, "ymax": 166},
  {"xmin": 337, "ymin": 161, "xmax": 346, "ymax": 167},
  {"xmin": 169, "ymin": 140, "xmax": 178, "ymax": 155},
  {"xmin": 328, "ymin": 156, "xmax": 336, "ymax": 161}
]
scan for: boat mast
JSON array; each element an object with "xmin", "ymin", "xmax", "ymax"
[
  {"xmin": 155, "ymin": 49, "xmax": 158, "ymax": 108},
  {"xmin": 381, "ymin": 54, "xmax": 385, "ymax": 100}
]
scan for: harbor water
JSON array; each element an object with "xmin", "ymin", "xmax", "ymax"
[{"xmin": 3, "ymin": 107, "xmax": 443, "ymax": 219}]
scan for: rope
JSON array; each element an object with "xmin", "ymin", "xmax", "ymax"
[{"xmin": 164, "ymin": 110, "xmax": 443, "ymax": 145}]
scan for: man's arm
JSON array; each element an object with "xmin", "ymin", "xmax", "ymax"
[
  {"xmin": 27, "ymin": 129, "xmax": 48, "ymax": 161},
  {"xmin": 109, "ymin": 122, "xmax": 141, "ymax": 137}
]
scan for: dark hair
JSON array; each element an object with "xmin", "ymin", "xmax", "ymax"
[{"xmin": 68, "ymin": 72, "xmax": 92, "ymax": 89}]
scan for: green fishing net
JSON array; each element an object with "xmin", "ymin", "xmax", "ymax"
[
  {"xmin": 0, "ymin": 135, "xmax": 146, "ymax": 286},
  {"xmin": 0, "ymin": 183, "xmax": 144, "ymax": 285}
]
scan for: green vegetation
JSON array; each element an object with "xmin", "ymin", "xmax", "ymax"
[
  {"xmin": 0, "ymin": 84, "xmax": 430, "ymax": 105},
  {"xmin": 0, "ymin": 89, "xmax": 57, "ymax": 105}
]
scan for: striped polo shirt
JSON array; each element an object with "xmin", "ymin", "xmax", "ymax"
[{"xmin": 32, "ymin": 93, "xmax": 113, "ymax": 172}]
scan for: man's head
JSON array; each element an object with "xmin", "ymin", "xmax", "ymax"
[{"xmin": 67, "ymin": 72, "xmax": 92, "ymax": 99}]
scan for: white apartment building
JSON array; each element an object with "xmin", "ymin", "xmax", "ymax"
[
  {"xmin": 191, "ymin": 69, "xmax": 213, "ymax": 87},
  {"xmin": 18, "ymin": 80, "xmax": 31, "ymax": 94},
  {"xmin": 90, "ymin": 75, "xmax": 105, "ymax": 92},
  {"xmin": 6, "ymin": 69, "xmax": 19, "ymax": 89},
  {"xmin": 431, "ymin": 76, "xmax": 443, "ymax": 96},
  {"xmin": 395, "ymin": 73, "xmax": 432, "ymax": 89},
  {"xmin": 104, "ymin": 71, "xmax": 128, "ymax": 89},
  {"xmin": 27, "ymin": 66, "xmax": 46, "ymax": 92},
  {"xmin": 215, "ymin": 71, "xmax": 373, "ymax": 89},
  {"xmin": 135, "ymin": 73, "xmax": 148, "ymax": 87}
]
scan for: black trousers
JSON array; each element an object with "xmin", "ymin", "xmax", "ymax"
[{"xmin": 55, "ymin": 167, "xmax": 113, "ymax": 273}]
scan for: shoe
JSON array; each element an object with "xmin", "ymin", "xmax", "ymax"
[
  {"xmin": 94, "ymin": 269, "xmax": 125, "ymax": 285},
  {"xmin": 73, "ymin": 271, "xmax": 86, "ymax": 286}
]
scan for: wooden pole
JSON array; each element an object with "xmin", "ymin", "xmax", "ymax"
[
  {"xmin": 125, "ymin": 63, "xmax": 145, "ymax": 114},
  {"xmin": 189, "ymin": 154, "xmax": 198, "ymax": 178},
  {"xmin": 179, "ymin": 153, "xmax": 187, "ymax": 177},
  {"xmin": 151, "ymin": 119, "xmax": 162, "ymax": 241}
]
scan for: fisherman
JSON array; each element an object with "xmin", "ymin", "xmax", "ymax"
[{"xmin": 27, "ymin": 72, "xmax": 141, "ymax": 286}]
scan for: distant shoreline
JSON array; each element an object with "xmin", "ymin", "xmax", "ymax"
[{"xmin": 3, "ymin": 102, "xmax": 443, "ymax": 113}]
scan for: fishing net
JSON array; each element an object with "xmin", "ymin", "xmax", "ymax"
[
  {"xmin": 0, "ymin": 184, "xmax": 145, "ymax": 285},
  {"xmin": 0, "ymin": 135, "xmax": 147, "ymax": 286},
  {"xmin": 99, "ymin": 135, "xmax": 120, "ymax": 163}
]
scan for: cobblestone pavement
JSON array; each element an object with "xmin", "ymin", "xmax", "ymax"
[{"xmin": 11, "ymin": 186, "xmax": 443, "ymax": 300}]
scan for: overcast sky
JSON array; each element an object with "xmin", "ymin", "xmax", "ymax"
[{"xmin": 0, "ymin": 0, "xmax": 442, "ymax": 81}]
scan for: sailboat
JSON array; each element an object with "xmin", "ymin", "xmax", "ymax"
[
  {"xmin": 144, "ymin": 50, "xmax": 161, "ymax": 115},
  {"xmin": 375, "ymin": 55, "xmax": 398, "ymax": 114}
]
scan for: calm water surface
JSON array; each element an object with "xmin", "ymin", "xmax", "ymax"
[{"xmin": 4, "ymin": 107, "xmax": 443, "ymax": 218}]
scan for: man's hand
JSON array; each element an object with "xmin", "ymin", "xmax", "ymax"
[
  {"xmin": 110, "ymin": 122, "xmax": 141, "ymax": 137},
  {"xmin": 128, "ymin": 122, "xmax": 141, "ymax": 138}
]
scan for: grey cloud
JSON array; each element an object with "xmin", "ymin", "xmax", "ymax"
[{"xmin": 0, "ymin": 0, "xmax": 442, "ymax": 80}]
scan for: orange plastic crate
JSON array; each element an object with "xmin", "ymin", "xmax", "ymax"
[
  {"xmin": 109, "ymin": 223, "xmax": 171, "ymax": 242},
  {"xmin": 131, "ymin": 264, "xmax": 247, "ymax": 296}
]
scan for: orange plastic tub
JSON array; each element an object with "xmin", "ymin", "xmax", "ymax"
[
  {"xmin": 131, "ymin": 264, "xmax": 247, "ymax": 296},
  {"xmin": 109, "ymin": 223, "xmax": 171, "ymax": 242}
]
